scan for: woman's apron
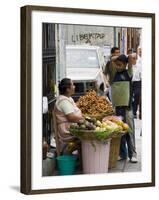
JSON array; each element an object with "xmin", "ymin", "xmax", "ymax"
[{"xmin": 54, "ymin": 96, "xmax": 82, "ymax": 144}]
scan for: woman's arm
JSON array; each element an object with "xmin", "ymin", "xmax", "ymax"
[
  {"xmin": 66, "ymin": 112, "xmax": 84, "ymax": 123},
  {"xmin": 57, "ymin": 98, "xmax": 84, "ymax": 123}
]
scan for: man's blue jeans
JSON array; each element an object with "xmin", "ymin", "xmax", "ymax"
[{"xmin": 116, "ymin": 107, "xmax": 137, "ymax": 159}]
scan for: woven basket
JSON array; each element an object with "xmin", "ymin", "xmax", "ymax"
[
  {"xmin": 70, "ymin": 129, "xmax": 114, "ymax": 141},
  {"xmin": 108, "ymin": 136, "xmax": 121, "ymax": 169},
  {"xmin": 84, "ymin": 111, "xmax": 115, "ymax": 121}
]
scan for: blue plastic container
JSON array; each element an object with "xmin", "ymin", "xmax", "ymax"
[{"xmin": 56, "ymin": 155, "xmax": 77, "ymax": 175}]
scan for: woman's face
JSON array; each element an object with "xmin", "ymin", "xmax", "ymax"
[
  {"xmin": 115, "ymin": 60, "xmax": 126, "ymax": 72},
  {"xmin": 67, "ymin": 80, "xmax": 75, "ymax": 96}
]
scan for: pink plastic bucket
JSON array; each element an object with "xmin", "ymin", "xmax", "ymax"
[{"xmin": 81, "ymin": 139, "xmax": 110, "ymax": 174}]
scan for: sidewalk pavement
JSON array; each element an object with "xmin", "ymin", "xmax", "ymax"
[{"xmin": 109, "ymin": 118, "xmax": 142, "ymax": 173}]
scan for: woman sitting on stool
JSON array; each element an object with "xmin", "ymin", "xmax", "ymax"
[{"xmin": 54, "ymin": 78, "xmax": 84, "ymax": 155}]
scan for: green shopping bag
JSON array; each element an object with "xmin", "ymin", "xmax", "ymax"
[{"xmin": 111, "ymin": 81, "xmax": 130, "ymax": 107}]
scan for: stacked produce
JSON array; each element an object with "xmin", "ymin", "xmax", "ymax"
[
  {"xmin": 76, "ymin": 90, "xmax": 114, "ymax": 118},
  {"xmin": 70, "ymin": 116, "xmax": 129, "ymax": 141},
  {"xmin": 102, "ymin": 116, "xmax": 129, "ymax": 137},
  {"xmin": 102, "ymin": 116, "xmax": 129, "ymax": 133}
]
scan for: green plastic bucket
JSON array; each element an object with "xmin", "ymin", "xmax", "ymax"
[{"xmin": 56, "ymin": 155, "xmax": 77, "ymax": 175}]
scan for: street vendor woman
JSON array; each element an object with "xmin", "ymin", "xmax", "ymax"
[
  {"xmin": 54, "ymin": 78, "xmax": 84, "ymax": 154},
  {"xmin": 107, "ymin": 54, "xmax": 138, "ymax": 163}
]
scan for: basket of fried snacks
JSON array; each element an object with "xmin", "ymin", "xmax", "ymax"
[{"xmin": 76, "ymin": 90, "xmax": 115, "ymax": 121}]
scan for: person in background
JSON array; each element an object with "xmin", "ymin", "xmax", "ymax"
[
  {"xmin": 110, "ymin": 54, "xmax": 138, "ymax": 163},
  {"xmin": 54, "ymin": 78, "xmax": 84, "ymax": 154},
  {"xmin": 127, "ymin": 48, "xmax": 134, "ymax": 55},
  {"xmin": 104, "ymin": 47, "xmax": 120, "ymax": 100},
  {"xmin": 104, "ymin": 47, "xmax": 120, "ymax": 84},
  {"xmin": 132, "ymin": 47, "xmax": 142, "ymax": 119}
]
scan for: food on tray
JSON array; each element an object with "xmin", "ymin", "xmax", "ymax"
[
  {"xmin": 95, "ymin": 120, "xmax": 122, "ymax": 133},
  {"xmin": 76, "ymin": 90, "xmax": 114, "ymax": 116},
  {"xmin": 69, "ymin": 115, "xmax": 129, "ymax": 141},
  {"xmin": 70, "ymin": 115, "xmax": 129, "ymax": 132},
  {"xmin": 102, "ymin": 116, "xmax": 129, "ymax": 132},
  {"xmin": 70, "ymin": 116, "xmax": 97, "ymax": 130}
]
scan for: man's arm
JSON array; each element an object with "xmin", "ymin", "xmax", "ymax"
[
  {"xmin": 104, "ymin": 58, "xmax": 117, "ymax": 84},
  {"xmin": 127, "ymin": 54, "xmax": 136, "ymax": 77},
  {"xmin": 127, "ymin": 63, "xmax": 133, "ymax": 77},
  {"xmin": 104, "ymin": 60, "xmax": 110, "ymax": 76}
]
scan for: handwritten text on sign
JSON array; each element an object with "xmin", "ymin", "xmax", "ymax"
[{"xmin": 72, "ymin": 33, "xmax": 105, "ymax": 43}]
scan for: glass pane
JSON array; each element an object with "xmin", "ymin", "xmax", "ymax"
[{"xmin": 66, "ymin": 49, "xmax": 99, "ymax": 68}]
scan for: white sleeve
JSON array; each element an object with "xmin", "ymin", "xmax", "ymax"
[{"xmin": 58, "ymin": 99, "xmax": 75, "ymax": 115}]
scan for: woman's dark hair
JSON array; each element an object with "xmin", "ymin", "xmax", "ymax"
[
  {"xmin": 58, "ymin": 78, "xmax": 72, "ymax": 94},
  {"xmin": 116, "ymin": 54, "xmax": 128, "ymax": 64}
]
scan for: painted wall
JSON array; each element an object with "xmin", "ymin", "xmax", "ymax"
[{"xmin": 62, "ymin": 24, "xmax": 114, "ymax": 47}]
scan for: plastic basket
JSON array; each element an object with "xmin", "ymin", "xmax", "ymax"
[
  {"xmin": 56, "ymin": 155, "xmax": 77, "ymax": 175},
  {"xmin": 81, "ymin": 139, "xmax": 111, "ymax": 174}
]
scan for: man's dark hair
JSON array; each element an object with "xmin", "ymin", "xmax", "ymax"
[
  {"xmin": 111, "ymin": 47, "xmax": 119, "ymax": 54},
  {"xmin": 116, "ymin": 54, "xmax": 128, "ymax": 64},
  {"xmin": 58, "ymin": 78, "xmax": 72, "ymax": 94},
  {"xmin": 127, "ymin": 48, "xmax": 133, "ymax": 54}
]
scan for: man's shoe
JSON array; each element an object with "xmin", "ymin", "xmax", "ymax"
[
  {"xmin": 117, "ymin": 156, "xmax": 127, "ymax": 161},
  {"xmin": 129, "ymin": 157, "xmax": 138, "ymax": 163}
]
